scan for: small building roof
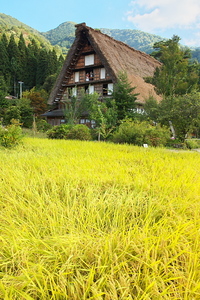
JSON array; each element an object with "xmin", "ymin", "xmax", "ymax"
[{"xmin": 41, "ymin": 109, "xmax": 65, "ymax": 117}]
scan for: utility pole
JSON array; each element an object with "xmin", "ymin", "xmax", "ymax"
[
  {"xmin": 18, "ymin": 81, "xmax": 24, "ymax": 98},
  {"xmin": 169, "ymin": 121, "xmax": 176, "ymax": 139}
]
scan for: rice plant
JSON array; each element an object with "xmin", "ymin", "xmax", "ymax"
[{"xmin": 0, "ymin": 138, "xmax": 200, "ymax": 299}]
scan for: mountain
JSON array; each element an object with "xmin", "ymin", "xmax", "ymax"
[
  {"xmin": 41, "ymin": 22, "xmax": 200, "ymax": 61},
  {"xmin": 41, "ymin": 21, "xmax": 76, "ymax": 55},
  {"xmin": 0, "ymin": 13, "xmax": 59, "ymax": 52},
  {"xmin": 41, "ymin": 21, "xmax": 166, "ymax": 54},
  {"xmin": 1, "ymin": 13, "xmax": 200, "ymax": 61}
]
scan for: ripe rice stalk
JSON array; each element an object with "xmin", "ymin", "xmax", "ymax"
[{"xmin": 0, "ymin": 137, "xmax": 200, "ymax": 299}]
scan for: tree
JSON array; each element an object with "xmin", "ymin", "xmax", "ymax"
[
  {"xmin": 7, "ymin": 34, "xmax": 20, "ymax": 96},
  {"xmin": 23, "ymin": 88, "xmax": 48, "ymax": 116},
  {"xmin": 0, "ymin": 35, "xmax": 9, "ymax": 83},
  {"xmin": 112, "ymin": 71, "xmax": 138, "ymax": 121},
  {"xmin": 89, "ymin": 95, "xmax": 118, "ymax": 140},
  {"xmin": 48, "ymin": 49, "xmax": 59, "ymax": 75},
  {"xmin": 36, "ymin": 48, "xmax": 49, "ymax": 86},
  {"xmin": 26, "ymin": 47, "xmax": 37, "ymax": 89},
  {"xmin": 143, "ymin": 96, "xmax": 160, "ymax": 122},
  {"xmin": 150, "ymin": 35, "xmax": 199, "ymax": 97},
  {"xmin": 17, "ymin": 98, "xmax": 33, "ymax": 128},
  {"xmin": 62, "ymin": 90, "xmax": 90, "ymax": 125},
  {"xmin": 158, "ymin": 92, "xmax": 200, "ymax": 140},
  {"xmin": 42, "ymin": 74, "xmax": 58, "ymax": 93},
  {"xmin": 36, "ymin": 48, "xmax": 60, "ymax": 87},
  {"xmin": 18, "ymin": 33, "xmax": 28, "ymax": 84},
  {"xmin": 3, "ymin": 106, "xmax": 21, "ymax": 125}
]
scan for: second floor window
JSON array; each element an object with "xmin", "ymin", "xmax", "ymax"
[{"xmin": 86, "ymin": 69, "xmax": 94, "ymax": 81}]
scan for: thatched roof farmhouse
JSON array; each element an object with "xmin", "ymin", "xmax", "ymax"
[{"xmin": 45, "ymin": 23, "xmax": 162, "ymax": 126}]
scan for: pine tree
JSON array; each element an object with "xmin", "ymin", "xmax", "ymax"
[
  {"xmin": 7, "ymin": 34, "xmax": 20, "ymax": 96},
  {"xmin": 18, "ymin": 33, "xmax": 28, "ymax": 86},
  {"xmin": 112, "ymin": 71, "xmax": 138, "ymax": 122},
  {"xmin": 0, "ymin": 37, "xmax": 9, "ymax": 83},
  {"xmin": 48, "ymin": 49, "xmax": 58, "ymax": 76},
  {"xmin": 26, "ymin": 47, "xmax": 37, "ymax": 89},
  {"xmin": 1, "ymin": 33, "xmax": 8, "ymax": 48},
  {"xmin": 36, "ymin": 48, "xmax": 48, "ymax": 86}
]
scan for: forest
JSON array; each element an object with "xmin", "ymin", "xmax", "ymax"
[
  {"xmin": 0, "ymin": 31, "xmax": 64, "ymax": 128},
  {"xmin": 0, "ymin": 32, "xmax": 64, "ymax": 94}
]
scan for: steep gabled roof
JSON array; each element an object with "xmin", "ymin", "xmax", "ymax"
[{"xmin": 48, "ymin": 23, "xmax": 162, "ymax": 104}]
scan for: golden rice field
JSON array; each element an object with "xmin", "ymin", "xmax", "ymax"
[{"xmin": 0, "ymin": 137, "xmax": 200, "ymax": 300}]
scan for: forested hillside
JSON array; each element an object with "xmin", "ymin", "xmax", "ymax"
[
  {"xmin": 0, "ymin": 13, "xmax": 64, "ymax": 96},
  {"xmin": 41, "ymin": 21, "xmax": 200, "ymax": 60},
  {"xmin": 0, "ymin": 32, "xmax": 64, "ymax": 94},
  {"xmin": 1, "ymin": 13, "xmax": 200, "ymax": 60},
  {"xmin": 41, "ymin": 21, "xmax": 167, "ymax": 54},
  {"xmin": 100, "ymin": 28, "xmax": 166, "ymax": 54},
  {"xmin": 0, "ymin": 13, "xmax": 57, "ymax": 51},
  {"xmin": 41, "ymin": 21, "xmax": 76, "ymax": 55}
]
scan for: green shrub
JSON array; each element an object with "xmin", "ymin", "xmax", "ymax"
[
  {"xmin": 143, "ymin": 125, "xmax": 170, "ymax": 147},
  {"xmin": 0, "ymin": 119, "xmax": 23, "ymax": 148},
  {"xmin": 185, "ymin": 139, "xmax": 200, "ymax": 149},
  {"xmin": 36, "ymin": 119, "xmax": 52, "ymax": 132},
  {"xmin": 47, "ymin": 124, "xmax": 92, "ymax": 141},
  {"xmin": 112, "ymin": 120, "xmax": 145, "ymax": 145},
  {"xmin": 3, "ymin": 106, "xmax": 21, "ymax": 125},
  {"xmin": 112, "ymin": 120, "xmax": 170, "ymax": 147},
  {"xmin": 67, "ymin": 124, "xmax": 92, "ymax": 141},
  {"xmin": 47, "ymin": 124, "xmax": 72, "ymax": 139}
]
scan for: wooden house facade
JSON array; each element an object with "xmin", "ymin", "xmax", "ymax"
[{"xmin": 44, "ymin": 23, "xmax": 162, "ymax": 126}]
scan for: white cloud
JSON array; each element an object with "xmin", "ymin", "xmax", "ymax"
[
  {"xmin": 182, "ymin": 31, "xmax": 200, "ymax": 47},
  {"xmin": 127, "ymin": 0, "xmax": 200, "ymax": 32}
]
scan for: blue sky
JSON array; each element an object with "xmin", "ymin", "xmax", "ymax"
[{"xmin": 1, "ymin": 0, "xmax": 200, "ymax": 47}]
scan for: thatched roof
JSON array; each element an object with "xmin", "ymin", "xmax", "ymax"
[
  {"xmin": 48, "ymin": 23, "xmax": 162, "ymax": 104},
  {"xmin": 41, "ymin": 109, "xmax": 65, "ymax": 117}
]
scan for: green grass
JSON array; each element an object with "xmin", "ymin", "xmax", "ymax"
[{"xmin": 0, "ymin": 138, "xmax": 200, "ymax": 299}]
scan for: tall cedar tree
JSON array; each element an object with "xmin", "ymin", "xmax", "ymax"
[
  {"xmin": 18, "ymin": 33, "xmax": 28, "ymax": 86},
  {"xmin": 36, "ymin": 49, "xmax": 51, "ymax": 86},
  {"xmin": 27, "ymin": 39, "xmax": 40, "ymax": 88},
  {"xmin": 112, "ymin": 71, "xmax": 138, "ymax": 122},
  {"xmin": 0, "ymin": 34, "xmax": 9, "ymax": 84},
  {"xmin": 7, "ymin": 34, "xmax": 21, "ymax": 95}
]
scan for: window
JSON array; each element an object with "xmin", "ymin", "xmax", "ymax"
[
  {"xmin": 100, "ymin": 68, "xmax": 106, "ymax": 79},
  {"xmin": 103, "ymin": 84, "xmax": 108, "ymax": 95},
  {"xmin": 136, "ymin": 107, "xmax": 145, "ymax": 114},
  {"xmin": 89, "ymin": 85, "xmax": 94, "ymax": 94},
  {"xmin": 103, "ymin": 83, "xmax": 113, "ymax": 95},
  {"xmin": 107, "ymin": 83, "xmax": 113, "ymax": 95},
  {"xmin": 75, "ymin": 72, "xmax": 79, "ymax": 82},
  {"xmin": 85, "ymin": 69, "xmax": 94, "ymax": 81},
  {"xmin": 85, "ymin": 54, "xmax": 94, "ymax": 66},
  {"xmin": 91, "ymin": 120, "xmax": 96, "ymax": 128},
  {"xmin": 72, "ymin": 86, "xmax": 77, "ymax": 97}
]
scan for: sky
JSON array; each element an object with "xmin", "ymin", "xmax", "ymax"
[{"xmin": 1, "ymin": 0, "xmax": 200, "ymax": 47}]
